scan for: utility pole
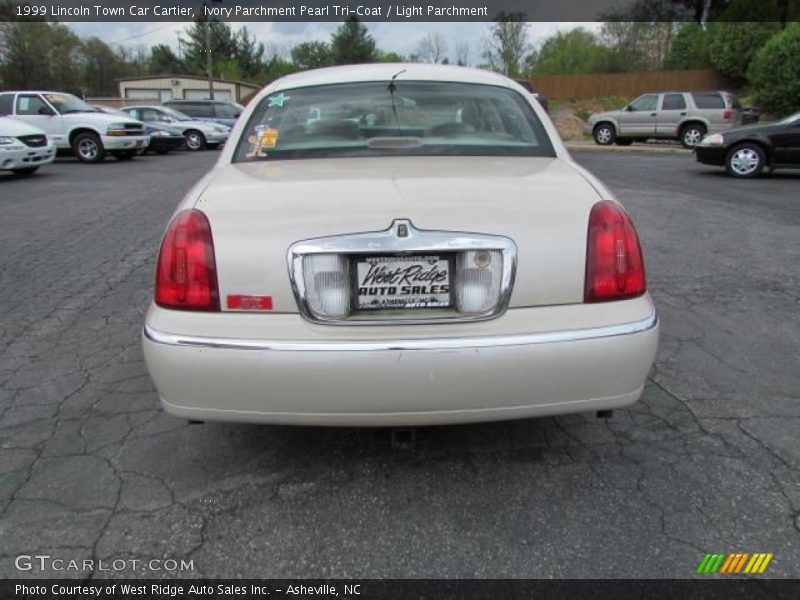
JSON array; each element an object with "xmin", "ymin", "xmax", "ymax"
[{"xmin": 205, "ymin": 9, "xmax": 214, "ymax": 100}]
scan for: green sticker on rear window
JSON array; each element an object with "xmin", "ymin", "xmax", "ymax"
[{"xmin": 268, "ymin": 93, "xmax": 290, "ymax": 108}]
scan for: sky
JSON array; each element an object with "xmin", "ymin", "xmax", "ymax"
[{"xmin": 68, "ymin": 21, "xmax": 600, "ymax": 65}]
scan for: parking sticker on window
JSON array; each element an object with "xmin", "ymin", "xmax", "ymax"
[
  {"xmin": 245, "ymin": 126, "xmax": 278, "ymax": 158},
  {"xmin": 259, "ymin": 128, "xmax": 278, "ymax": 148}
]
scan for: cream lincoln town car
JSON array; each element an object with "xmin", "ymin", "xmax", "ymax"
[{"xmin": 142, "ymin": 64, "xmax": 659, "ymax": 426}]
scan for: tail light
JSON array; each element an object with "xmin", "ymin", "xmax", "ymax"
[
  {"xmin": 584, "ymin": 200, "xmax": 645, "ymax": 303},
  {"xmin": 302, "ymin": 254, "xmax": 350, "ymax": 318},
  {"xmin": 155, "ymin": 209, "xmax": 220, "ymax": 311},
  {"xmin": 723, "ymin": 108, "xmax": 732, "ymax": 121}
]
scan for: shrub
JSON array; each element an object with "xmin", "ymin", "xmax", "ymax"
[{"xmin": 748, "ymin": 23, "xmax": 800, "ymax": 115}]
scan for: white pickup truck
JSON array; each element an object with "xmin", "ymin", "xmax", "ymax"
[{"xmin": 0, "ymin": 91, "xmax": 148, "ymax": 163}]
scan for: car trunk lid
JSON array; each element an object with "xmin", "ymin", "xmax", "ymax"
[{"xmin": 195, "ymin": 156, "xmax": 602, "ymax": 313}]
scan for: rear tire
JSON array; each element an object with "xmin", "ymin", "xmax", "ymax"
[
  {"xmin": 184, "ymin": 130, "xmax": 206, "ymax": 151},
  {"xmin": 72, "ymin": 132, "xmax": 105, "ymax": 163},
  {"xmin": 11, "ymin": 166, "xmax": 39, "ymax": 175},
  {"xmin": 725, "ymin": 143, "xmax": 765, "ymax": 178},
  {"xmin": 680, "ymin": 124, "xmax": 706, "ymax": 149},
  {"xmin": 593, "ymin": 123, "xmax": 615, "ymax": 146}
]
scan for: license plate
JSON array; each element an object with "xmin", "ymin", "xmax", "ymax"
[{"xmin": 354, "ymin": 254, "xmax": 452, "ymax": 311}]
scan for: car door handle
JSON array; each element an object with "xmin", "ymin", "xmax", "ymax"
[
  {"xmin": 650, "ymin": 112, "xmax": 657, "ymax": 116},
  {"xmin": 680, "ymin": 112, "xmax": 687, "ymax": 116}
]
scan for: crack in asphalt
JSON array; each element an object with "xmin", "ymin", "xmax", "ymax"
[{"xmin": 1, "ymin": 152, "xmax": 798, "ymax": 578}]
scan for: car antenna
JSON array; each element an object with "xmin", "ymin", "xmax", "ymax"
[{"xmin": 388, "ymin": 69, "xmax": 406, "ymax": 133}]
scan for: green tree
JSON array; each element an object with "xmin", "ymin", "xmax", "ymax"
[
  {"xmin": 481, "ymin": 12, "xmax": 532, "ymax": 77},
  {"xmin": 0, "ymin": 20, "xmax": 52, "ymax": 90},
  {"xmin": 376, "ymin": 50, "xmax": 404, "ymax": 62},
  {"xmin": 290, "ymin": 41, "xmax": 333, "ymax": 70},
  {"xmin": 663, "ymin": 22, "xmax": 711, "ymax": 69},
  {"xmin": 148, "ymin": 43, "xmax": 183, "ymax": 75},
  {"xmin": 262, "ymin": 56, "xmax": 300, "ymax": 82},
  {"xmin": 180, "ymin": 19, "xmax": 237, "ymax": 77},
  {"xmin": 80, "ymin": 37, "xmax": 127, "ymax": 96},
  {"xmin": 532, "ymin": 28, "xmax": 609, "ymax": 75},
  {"xmin": 233, "ymin": 27, "xmax": 265, "ymax": 79},
  {"xmin": 708, "ymin": 21, "xmax": 780, "ymax": 81},
  {"xmin": 0, "ymin": 21, "xmax": 83, "ymax": 92},
  {"xmin": 601, "ymin": 21, "xmax": 677, "ymax": 71},
  {"xmin": 749, "ymin": 22, "xmax": 800, "ymax": 115},
  {"xmin": 706, "ymin": 0, "xmax": 782, "ymax": 81},
  {"xmin": 330, "ymin": 17, "xmax": 377, "ymax": 64}
]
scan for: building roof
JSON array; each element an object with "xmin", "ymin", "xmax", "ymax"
[{"xmin": 116, "ymin": 74, "xmax": 260, "ymax": 89}]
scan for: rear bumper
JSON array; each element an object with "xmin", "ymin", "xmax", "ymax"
[{"xmin": 142, "ymin": 298, "xmax": 659, "ymax": 426}]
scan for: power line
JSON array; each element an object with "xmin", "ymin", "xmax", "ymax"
[{"xmin": 108, "ymin": 23, "xmax": 184, "ymax": 46}]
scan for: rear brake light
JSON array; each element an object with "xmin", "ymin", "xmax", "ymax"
[
  {"xmin": 584, "ymin": 200, "xmax": 646, "ymax": 303},
  {"xmin": 155, "ymin": 209, "xmax": 220, "ymax": 311},
  {"xmin": 723, "ymin": 108, "xmax": 732, "ymax": 120}
]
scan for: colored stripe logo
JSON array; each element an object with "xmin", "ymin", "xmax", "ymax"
[{"xmin": 697, "ymin": 553, "xmax": 773, "ymax": 574}]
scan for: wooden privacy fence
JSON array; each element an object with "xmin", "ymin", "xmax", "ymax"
[{"xmin": 529, "ymin": 69, "xmax": 731, "ymax": 100}]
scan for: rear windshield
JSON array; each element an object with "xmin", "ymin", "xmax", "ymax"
[
  {"xmin": 233, "ymin": 81, "xmax": 554, "ymax": 162},
  {"xmin": 691, "ymin": 93, "xmax": 725, "ymax": 109}
]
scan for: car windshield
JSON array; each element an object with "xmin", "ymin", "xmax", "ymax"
[
  {"xmin": 233, "ymin": 81, "xmax": 554, "ymax": 162},
  {"xmin": 160, "ymin": 107, "xmax": 192, "ymax": 121},
  {"xmin": 45, "ymin": 93, "xmax": 100, "ymax": 114}
]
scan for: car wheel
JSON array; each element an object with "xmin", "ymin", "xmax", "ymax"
[
  {"xmin": 615, "ymin": 138, "xmax": 634, "ymax": 146},
  {"xmin": 593, "ymin": 124, "xmax": 615, "ymax": 146},
  {"xmin": 72, "ymin": 132, "xmax": 105, "ymax": 163},
  {"xmin": 184, "ymin": 130, "xmax": 206, "ymax": 151},
  {"xmin": 725, "ymin": 143, "xmax": 765, "ymax": 178},
  {"xmin": 680, "ymin": 124, "xmax": 706, "ymax": 149},
  {"xmin": 11, "ymin": 166, "xmax": 39, "ymax": 176},
  {"xmin": 113, "ymin": 151, "xmax": 137, "ymax": 161}
]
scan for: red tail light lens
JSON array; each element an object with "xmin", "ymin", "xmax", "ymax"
[
  {"xmin": 155, "ymin": 209, "xmax": 220, "ymax": 311},
  {"xmin": 584, "ymin": 200, "xmax": 646, "ymax": 303},
  {"xmin": 723, "ymin": 108, "xmax": 732, "ymax": 120}
]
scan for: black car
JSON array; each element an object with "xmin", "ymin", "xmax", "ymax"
[
  {"xmin": 143, "ymin": 122, "xmax": 185, "ymax": 154},
  {"xmin": 695, "ymin": 112, "xmax": 800, "ymax": 177}
]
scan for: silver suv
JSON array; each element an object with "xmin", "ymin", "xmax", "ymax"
[{"xmin": 585, "ymin": 91, "xmax": 742, "ymax": 148}]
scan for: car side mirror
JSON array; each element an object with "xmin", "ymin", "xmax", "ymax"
[
  {"xmin": 625, "ymin": 105, "xmax": 633, "ymax": 112},
  {"xmin": 38, "ymin": 106, "xmax": 55, "ymax": 116}
]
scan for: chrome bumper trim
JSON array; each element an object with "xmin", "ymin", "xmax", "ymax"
[{"xmin": 143, "ymin": 313, "xmax": 657, "ymax": 353}]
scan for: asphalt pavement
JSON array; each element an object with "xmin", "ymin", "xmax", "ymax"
[{"xmin": 0, "ymin": 150, "xmax": 798, "ymax": 578}]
